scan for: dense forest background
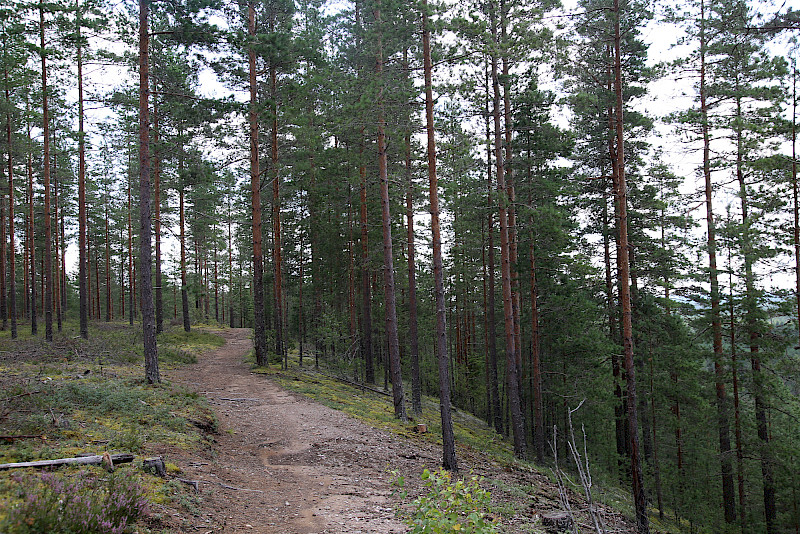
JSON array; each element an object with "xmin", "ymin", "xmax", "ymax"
[{"xmin": 1, "ymin": 0, "xmax": 800, "ymax": 532}]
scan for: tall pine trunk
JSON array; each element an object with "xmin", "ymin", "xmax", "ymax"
[
  {"xmin": 699, "ymin": 0, "xmax": 736, "ymax": 522},
  {"xmin": 484, "ymin": 71, "xmax": 502, "ymax": 435},
  {"xmin": 4, "ymin": 53, "xmax": 16, "ymax": 339},
  {"xmin": 612, "ymin": 0, "xmax": 647, "ymax": 529},
  {"xmin": 375, "ymin": 1, "xmax": 405, "ymax": 420},
  {"xmin": 490, "ymin": 0, "xmax": 525, "ymax": 458},
  {"xmin": 249, "ymin": 2, "xmax": 267, "ymax": 366},
  {"xmin": 139, "ymin": 0, "xmax": 159, "ymax": 384},
  {"xmin": 39, "ymin": 2, "xmax": 53, "ymax": 342},
  {"xmin": 77, "ymin": 0, "xmax": 88, "ymax": 337},
  {"xmin": 405, "ymin": 126, "xmax": 421, "ymax": 415},
  {"xmin": 153, "ymin": 89, "xmax": 163, "ymax": 334},
  {"xmin": 26, "ymin": 95, "xmax": 35, "ymax": 335},
  {"xmin": 179, "ymin": 175, "xmax": 190, "ymax": 332},
  {"xmin": 128, "ymin": 170, "xmax": 134, "ymax": 325},
  {"xmin": 423, "ymin": 0, "xmax": 455, "ymax": 469},
  {"xmin": 270, "ymin": 57, "xmax": 284, "ymax": 366},
  {"xmin": 360, "ymin": 141, "xmax": 373, "ymax": 383},
  {"xmin": 734, "ymin": 94, "xmax": 775, "ymax": 533}
]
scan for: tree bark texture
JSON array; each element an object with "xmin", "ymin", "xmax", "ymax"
[
  {"xmin": 612, "ymin": 0, "xmax": 647, "ymax": 529},
  {"xmin": 40, "ymin": 2, "xmax": 53, "ymax": 342},
  {"xmin": 699, "ymin": 1, "xmax": 736, "ymax": 522},
  {"xmin": 375, "ymin": 1, "xmax": 406, "ymax": 421},
  {"xmin": 249, "ymin": 2, "xmax": 267, "ymax": 367},
  {"xmin": 423, "ymin": 0, "xmax": 456, "ymax": 470},
  {"xmin": 139, "ymin": 0, "xmax": 160, "ymax": 384},
  {"xmin": 490, "ymin": 0, "xmax": 526, "ymax": 459}
]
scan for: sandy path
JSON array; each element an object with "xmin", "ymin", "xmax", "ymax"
[{"xmin": 165, "ymin": 328, "xmax": 415, "ymax": 534}]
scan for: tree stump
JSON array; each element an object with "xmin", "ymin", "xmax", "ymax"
[
  {"xmin": 542, "ymin": 511, "xmax": 573, "ymax": 533},
  {"xmin": 142, "ymin": 457, "xmax": 166, "ymax": 477}
]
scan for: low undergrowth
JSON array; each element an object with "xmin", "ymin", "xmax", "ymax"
[
  {"xmin": 0, "ymin": 321, "xmax": 225, "ymax": 533},
  {"xmin": 252, "ymin": 351, "xmax": 662, "ymax": 534},
  {"xmin": 0, "ymin": 470, "xmax": 147, "ymax": 534},
  {"xmin": 392, "ymin": 468, "xmax": 499, "ymax": 534}
]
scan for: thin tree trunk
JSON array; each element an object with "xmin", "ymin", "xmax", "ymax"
[
  {"xmin": 105, "ymin": 197, "xmax": 111, "ymax": 321},
  {"xmin": 153, "ymin": 87, "xmax": 163, "ymax": 334},
  {"xmin": 700, "ymin": 1, "xmax": 736, "ymax": 522},
  {"xmin": 734, "ymin": 94, "xmax": 775, "ymax": 533},
  {"xmin": 94, "ymin": 246, "xmax": 100, "ymax": 320},
  {"xmin": 139, "ymin": 0, "xmax": 159, "ymax": 384},
  {"xmin": 128, "ymin": 163, "xmax": 134, "ymax": 326},
  {"xmin": 53, "ymin": 146, "xmax": 61, "ymax": 332},
  {"xmin": 248, "ymin": 1, "xmax": 267, "ymax": 367},
  {"xmin": 612, "ymin": 0, "xmax": 647, "ymax": 528},
  {"xmin": 228, "ymin": 197, "xmax": 235, "ymax": 328},
  {"xmin": 4, "ymin": 55, "xmax": 16, "ymax": 339},
  {"xmin": 214, "ymin": 225, "xmax": 219, "ymax": 323},
  {"xmin": 729, "ymin": 250, "xmax": 746, "ymax": 529},
  {"xmin": 422, "ymin": 0, "xmax": 455, "ymax": 469},
  {"xmin": 500, "ymin": 0, "xmax": 523, "ymax": 405},
  {"xmin": 374, "ymin": 0, "xmax": 405, "ymax": 420},
  {"xmin": 27, "ymin": 96, "xmax": 35, "ymax": 336},
  {"xmin": 649, "ymin": 356, "xmax": 664, "ymax": 519},
  {"xmin": 360, "ymin": 139, "xmax": 373, "ymax": 383},
  {"xmin": 39, "ymin": 2, "xmax": 53, "ymax": 342},
  {"xmin": 270, "ymin": 55, "xmax": 284, "ymax": 367},
  {"xmin": 180, "ymin": 184, "xmax": 189, "ymax": 332},
  {"xmin": 404, "ymin": 80, "xmax": 421, "ymax": 416},
  {"xmin": 490, "ymin": 0, "xmax": 525, "ymax": 459},
  {"xmin": 793, "ymin": 61, "xmax": 800, "ymax": 369},
  {"xmin": 299, "ymin": 232, "xmax": 304, "ymax": 366},
  {"xmin": 484, "ymin": 68, "xmax": 502, "ymax": 435},
  {"xmin": 529, "ymin": 212, "xmax": 543, "ymax": 463},
  {"xmin": 1, "ymin": 158, "xmax": 6, "ymax": 332}
]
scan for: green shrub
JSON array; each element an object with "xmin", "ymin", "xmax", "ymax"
[{"xmin": 395, "ymin": 468, "xmax": 498, "ymax": 534}]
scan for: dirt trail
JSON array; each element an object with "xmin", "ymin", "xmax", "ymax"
[{"xmin": 166, "ymin": 328, "xmax": 417, "ymax": 534}]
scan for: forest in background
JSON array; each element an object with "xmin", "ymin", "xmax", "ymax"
[{"xmin": 1, "ymin": 0, "xmax": 800, "ymax": 532}]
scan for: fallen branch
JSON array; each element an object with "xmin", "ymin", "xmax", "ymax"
[
  {"xmin": 218, "ymin": 481, "xmax": 264, "ymax": 493},
  {"xmin": 0, "ymin": 453, "xmax": 135, "ymax": 471},
  {"xmin": 177, "ymin": 478, "xmax": 201, "ymax": 492},
  {"xmin": 0, "ymin": 435, "xmax": 43, "ymax": 441},
  {"xmin": 310, "ymin": 370, "xmax": 391, "ymax": 397},
  {"xmin": 1, "ymin": 391, "xmax": 40, "ymax": 403}
]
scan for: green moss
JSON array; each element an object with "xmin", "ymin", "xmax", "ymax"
[{"xmin": 0, "ymin": 322, "xmax": 223, "ymax": 533}]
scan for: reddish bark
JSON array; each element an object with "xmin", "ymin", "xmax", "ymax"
[
  {"xmin": 490, "ymin": 0, "xmax": 526, "ymax": 459},
  {"xmin": 139, "ymin": 0, "xmax": 159, "ymax": 383},
  {"xmin": 612, "ymin": 0, "xmax": 647, "ymax": 528},
  {"xmin": 248, "ymin": 2, "xmax": 267, "ymax": 366},
  {"xmin": 39, "ymin": 2, "xmax": 53, "ymax": 342}
]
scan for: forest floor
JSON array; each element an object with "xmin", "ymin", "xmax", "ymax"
[{"xmin": 163, "ymin": 328, "xmax": 639, "ymax": 534}]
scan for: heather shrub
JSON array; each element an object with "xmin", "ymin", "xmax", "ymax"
[{"xmin": 0, "ymin": 470, "xmax": 147, "ymax": 534}]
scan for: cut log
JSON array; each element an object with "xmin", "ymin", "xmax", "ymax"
[
  {"xmin": 415, "ymin": 424, "xmax": 428, "ymax": 433},
  {"xmin": 542, "ymin": 511, "xmax": 573, "ymax": 533},
  {"xmin": 0, "ymin": 453, "xmax": 134, "ymax": 471},
  {"xmin": 142, "ymin": 457, "xmax": 166, "ymax": 477}
]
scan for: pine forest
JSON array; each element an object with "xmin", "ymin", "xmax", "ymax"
[{"xmin": 1, "ymin": 0, "xmax": 800, "ymax": 532}]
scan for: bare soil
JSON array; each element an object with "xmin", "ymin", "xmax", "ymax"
[
  {"xmin": 164, "ymin": 328, "xmax": 412, "ymax": 534},
  {"xmin": 162, "ymin": 328, "xmax": 633, "ymax": 534}
]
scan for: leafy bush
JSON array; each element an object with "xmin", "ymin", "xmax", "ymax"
[
  {"xmin": 0, "ymin": 470, "xmax": 147, "ymax": 534},
  {"xmin": 395, "ymin": 468, "xmax": 498, "ymax": 534}
]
